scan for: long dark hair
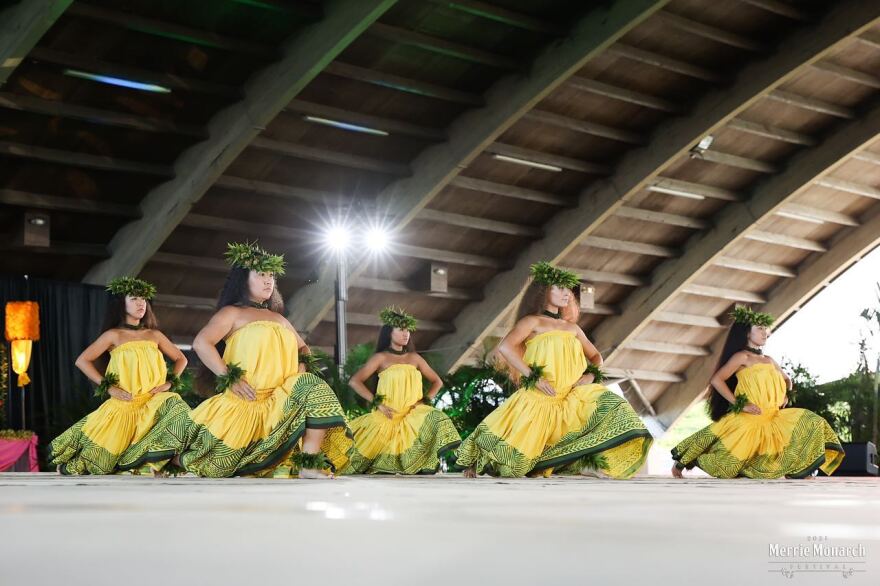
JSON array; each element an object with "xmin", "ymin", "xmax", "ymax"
[
  {"xmin": 194, "ymin": 267, "xmax": 285, "ymax": 396},
  {"xmin": 101, "ymin": 294, "xmax": 158, "ymax": 333},
  {"xmin": 707, "ymin": 322, "xmax": 751, "ymax": 421},
  {"xmin": 375, "ymin": 325, "xmax": 416, "ymax": 353},
  {"xmin": 515, "ymin": 279, "xmax": 551, "ymax": 322}
]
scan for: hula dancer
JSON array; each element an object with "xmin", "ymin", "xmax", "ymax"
[
  {"xmin": 456, "ymin": 262, "xmax": 653, "ymax": 478},
  {"xmin": 179, "ymin": 242, "xmax": 352, "ymax": 478},
  {"xmin": 672, "ymin": 307, "xmax": 844, "ymax": 479},
  {"xmin": 342, "ymin": 307, "xmax": 460, "ymax": 474},
  {"xmin": 50, "ymin": 277, "xmax": 190, "ymax": 475}
]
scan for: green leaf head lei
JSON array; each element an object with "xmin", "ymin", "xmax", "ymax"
[
  {"xmin": 379, "ymin": 306, "xmax": 418, "ymax": 332},
  {"xmin": 529, "ymin": 261, "xmax": 580, "ymax": 289},
  {"xmin": 106, "ymin": 277, "xmax": 157, "ymax": 300},
  {"xmin": 225, "ymin": 241, "xmax": 286, "ymax": 276}
]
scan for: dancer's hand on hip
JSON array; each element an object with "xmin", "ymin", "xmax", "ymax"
[
  {"xmin": 378, "ymin": 405, "xmax": 396, "ymax": 419},
  {"xmin": 536, "ymin": 379, "xmax": 556, "ymax": 396},
  {"xmin": 230, "ymin": 380, "xmax": 257, "ymax": 401},
  {"xmin": 109, "ymin": 387, "xmax": 132, "ymax": 401},
  {"xmin": 743, "ymin": 403, "xmax": 762, "ymax": 415}
]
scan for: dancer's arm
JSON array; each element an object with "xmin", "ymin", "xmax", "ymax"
[
  {"xmin": 768, "ymin": 356, "xmax": 792, "ymax": 407},
  {"xmin": 278, "ymin": 319, "xmax": 312, "ymax": 373},
  {"xmin": 75, "ymin": 331, "xmax": 130, "ymax": 400},
  {"xmin": 498, "ymin": 317, "xmax": 556, "ymax": 396},
  {"xmin": 711, "ymin": 353, "xmax": 761, "ymax": 415},
  {"xmin": 149, "ymin": 331, "xmax": 188, "ymax": 395},
  {"xmin": 574, "ymin": 327, "xmax": 603, "ymax": 385},
  {"xmin": 193, "ymin": 307, "xmax": 255, "ymax": 400},
  {"xmin": 414, "ymin": 354, "xmax": 443, "ymax": 404},
  {"xmin": 293, "ymin": 328, "xmax": 311, "ymax": 373},
  {"xmin": 349, "ymin": 355, "xmax": 395, "ymax": 418}
]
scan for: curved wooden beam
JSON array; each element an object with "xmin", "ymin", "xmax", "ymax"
[
  {"xmin": 82, "ymin": 0, "xmax": 397, "ymax": 286},
  {"xmin": 287, "ymin": 0, "xmax": 672, "ymax": 333},
  {"xmin": 430, "ymin": 0, "xmax": 880, "ymax": 372}
]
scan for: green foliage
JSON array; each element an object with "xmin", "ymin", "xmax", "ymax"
[
  {"xmin": 379, "ymin": 306, "xmax": 417, "ymax": 331},
  {"xmin": 224, "ymin": 241, "xmax": 286, "ymax": 275},
  {"xmin": 786, "ymin": 361, "xmax": 859, "ymax": 441},
  {"xmin": 293, "ymin": 451, "xmax": 329, "ymax": 471},
  {"xmin": 529, "ymin": 261, "xmax": 580, "ymax": 289},
  {"xmin": 310, "ymin": 343, "xmax": 376, "ymax": 418},
  {"xmin": 215, "ymin": 363, "xmax": 245, "ymax": 394},
  {"xmin": 584, "ymin": 362, "xmax": 606, "ymax": 384},
  {"xmin": 520, "ymin": 363, "xmax": 545, "ymax": 390},
  {"xmin": 435, "ymin": 357, "xmax": 517, "ymax": 441},
  {"xmin": 171, "ymin": 367, "xmax": 203, "ymax": 409},
  {"xmin": 94, "ymin": 372, "xmax": 120, "ymax": 398},
  {"xmin": 730, "ymin": 305, "xmax": 774, "ymax": 328},
  {"xmin": 106, "ymin": 276, "xmax": 157, "ymax": 300},
  {"xmin": 729, "ymin": 393, "xmax": 749, "ymax": 414}
]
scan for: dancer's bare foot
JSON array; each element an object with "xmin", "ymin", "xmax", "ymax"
[
  {"xmin": 463, "ymin": 467, "xmax": 476, "ymax": 478},
  {"xmin": 580, "ymin": 468, "xmax": 610, "ymax": 479},
  {"xmin": 298, "ymin": 468, "xmax": 334, "ymax": 479},
  {"xmin": 671, "ymin": 464, "xmax": 684, "ymax": 478}
]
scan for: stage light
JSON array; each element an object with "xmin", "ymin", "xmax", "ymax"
[
  {"xmin": 365, "ymin": 226, "xmax": 391, "ymax": 252},
  {"xmin": 63, "ymin": 69, "xmax": 171, "ymax": 93},
  {"xmin": 304, "ymin": 116, "xmax": 389, "ymax": 136},
  {"xmin": 492, "ymin": 154, "xmax": 563, "ymax": 172},
  {"xmin": 324, "ymin": 224, "xmax": 351, "ymax": 253}
]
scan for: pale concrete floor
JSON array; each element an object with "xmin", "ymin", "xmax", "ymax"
[{"xmin": 0, "ymin": 473, "xmax": 878, "ymax": 586}]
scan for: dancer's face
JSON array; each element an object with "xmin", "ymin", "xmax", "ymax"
[
  {"xmin": 749, "ymin": 325, "xmax": 770, "ymax": 347},
  {"xmin": 562, "ymin": 293, "xmax": 580, "ymax": 323},
  {"xmin": 391, "ymin": 327, "xmax": 411, "ymax": 347},
  {"xmin": 125, "ymin": 295, "xmax": 147, "ymax": 321},
  {"xmin": 547, "ymin": 285, "xmax": 571, "ymax": 309},
  {"xmin": 248, "ymin": 270, "xmax": 275, "ymax": 302}
]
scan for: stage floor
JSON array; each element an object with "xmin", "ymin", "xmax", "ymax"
[{"xmin": 1, "ymin": 473, "xmax": 877, "ymax": 585}]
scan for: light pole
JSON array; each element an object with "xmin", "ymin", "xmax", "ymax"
[
  {"xmin": 334, "ymin": 250, "xmax": 348, "ymax": 377},
  {"xmin": 323, "ymin": 223, "xmax": 391, "ymax": 377}
]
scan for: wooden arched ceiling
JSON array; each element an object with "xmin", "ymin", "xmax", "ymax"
[{"xmin": 2, "ymin": 0, "xmax": 879, "ymax": 427}]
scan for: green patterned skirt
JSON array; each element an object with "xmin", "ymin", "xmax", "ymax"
[
  {"xmin": 341, "ymin": 405, "xmax": 461, "ymax": 474},
  {"xmin": 672, "ymin": 407, "xmax": 844, "ymax": 478},
  {"xmin": 180, "ymin": 372, "xmax": 352, "ymax": 477},
  {"xmin": 456, "ymin": 383, "xmax": 653, "ymax": 478},
  {"xmin": 49, "ymin": 392, "xmax": 192, "ymax": 475}
]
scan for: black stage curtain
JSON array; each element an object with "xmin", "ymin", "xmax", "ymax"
[{"xmin": 1, "ymin": 274, "xmax": 108, "ymax": 468}]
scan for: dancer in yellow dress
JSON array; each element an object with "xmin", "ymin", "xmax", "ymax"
[
  {"xmin": 342, "ymin": 307, "xmax": 460, "ymax": 474},
  {"xmin": 50, "ymin": 277, "xmax": 190, "ymax": 475},
  {"xmin": 672, "ymin": 307, "xmax": 844, "ymax": 479},
  {"xmin": 456, "ymin": 262, "xmax": 653, "ymax": 478},
  {"xmin": 180, "ymin": 242, "xmax": 351, "ymax": 478}
]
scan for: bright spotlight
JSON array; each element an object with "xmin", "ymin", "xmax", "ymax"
[
  {"xmin": 365, "ymin": 226, "xmax": 390, "ymax": 253},
  {"xmin": 324, "ymin": 224, "xmax": 351, "ymax": 253}
]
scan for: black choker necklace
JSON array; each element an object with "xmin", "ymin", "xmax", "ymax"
[
  {"xmin": 744, "ymin": 346, "xmax": 763, "ymax": 355},
  {"xmin": 122, "ymin": 323, "xmax": 143, "ymax": 330},
  {"xmin": 245, "ymin": 300, "xmax": 269, "ymax": 309},
  {"xmin": 542, "ymin": 309, "xmax": 561, "ymax": 319},
  {"xmin": 387, "ymin": 347, "xmax": 407, "ymax": 355}
]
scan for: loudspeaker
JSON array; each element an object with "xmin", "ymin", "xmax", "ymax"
[{"xmin": 836, "ymin": 442, "xmax": 878, "ymax": 476}]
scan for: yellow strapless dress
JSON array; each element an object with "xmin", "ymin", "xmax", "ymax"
[
  {"xmin": 180, "ymin": 321, "xmax": 352, "ymax": 477},
  {"xmin": 672, "ymin": 362, "xmax": 844, "ymax": 478},
  {"xmin": 341, "ymin": 363, "xmax": 461, "ymax": 474},
  {"xmin": 49, "ymin": 340, "xmax": 191, "ymax": 474},
  {"xmin": 455, "ymin": 330, "xmax": 653, "ymax": 477}
]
